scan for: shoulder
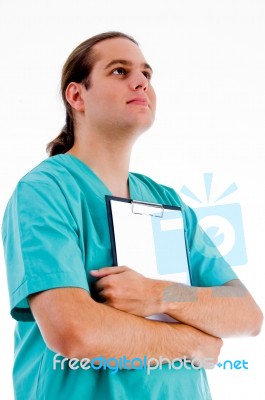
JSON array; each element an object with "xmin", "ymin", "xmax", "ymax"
[
  {"xmin": 18, "ymin": 155, "xmax": 71, "ymax": 186},
  {"xmin": 2, "ymin": 156, "xmax": 81, "ymax": 242},
  {"xmin": 3, "ymin": 156, "xmax": 75, "ymax": 222},
  {"xmin": 8, "ymin": 155, "xmax": 84, "ymax": 205}
]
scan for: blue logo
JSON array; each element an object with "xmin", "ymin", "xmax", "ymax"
[
  {"xmin": 180, "ymin": 173, "xmax": 247, "ymax": 267},
  {"xmin": 216, "ymin": 359, "xmax": 248, "ymax": 370}
]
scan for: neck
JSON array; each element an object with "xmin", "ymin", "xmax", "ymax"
[{"xmin": 67, "ymin": 130, "xmax": 134, "ymax": 198}]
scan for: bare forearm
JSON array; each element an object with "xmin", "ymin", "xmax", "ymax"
[
  {"xmin": 90, "ymin": 268, "xmax": 263, "ymax": 338},
  {"xmin": 158, "ymin": 280, "xmax": 263, "ymax": 337},
  {"xmin": 30, "ymin": 288, "xmax": 198, "ymax": 362},
  {"xmin": 72, "ymin": 300, "xmax": 187, "ymax": 361}
]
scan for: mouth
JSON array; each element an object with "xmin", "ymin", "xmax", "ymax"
[{"xmin": 127, "ymin": 98, "xmax": 149, "ymax": 107}]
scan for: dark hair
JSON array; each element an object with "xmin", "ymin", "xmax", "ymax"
[{"xmin": 46, "ymin": 31, "xmax": 138, "ymax": 156}]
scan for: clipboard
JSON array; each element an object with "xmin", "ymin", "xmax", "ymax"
[{"xmin": 105, "ymin": 196, "xmax": 192, "ymax": 322}]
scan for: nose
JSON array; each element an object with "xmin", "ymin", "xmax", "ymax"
[{"xmin": 129, "ymin": 71, "xmax": 149, "ymax": 91}]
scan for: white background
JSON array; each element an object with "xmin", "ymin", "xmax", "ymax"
[{"xmin": 0, "ymin": 1, "xmax": 264, "ymax": 399}]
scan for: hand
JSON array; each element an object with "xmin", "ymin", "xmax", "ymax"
[{"xmin": 90, "ymin": 266, "xmax": 165, "ymax": 317}]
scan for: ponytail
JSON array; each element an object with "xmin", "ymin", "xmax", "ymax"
[{"xmin": 46, "ymin": 112, "xmax": 74, "ymax": 156}]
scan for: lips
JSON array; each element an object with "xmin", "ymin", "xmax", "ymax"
[{"xmin": 127, "ymin": 97, "xmax": 149, "ymax": 106}]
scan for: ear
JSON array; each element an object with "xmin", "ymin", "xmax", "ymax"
[{"xmin": 65, "ymin": 82, "xmax": 85, "ymax": 112}]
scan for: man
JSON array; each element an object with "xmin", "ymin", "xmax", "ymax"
[{"xmin": 2, "ymin": 31, "xmax": 263, "ymax": 399}]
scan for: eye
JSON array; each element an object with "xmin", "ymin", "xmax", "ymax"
[
  {"xmin": 112, "ymin": 67, "xmax": 127, "ymax": 76},
  {"xmin": 143, "ymin": 71, "xmax": 152, "ymax": 80}
]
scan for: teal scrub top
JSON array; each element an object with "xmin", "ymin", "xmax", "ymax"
[{"xmin": 2, "ymin": 154, "xmax": 238, "ymax": 400}]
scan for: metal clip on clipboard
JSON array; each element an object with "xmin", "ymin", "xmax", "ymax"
[{"xmin": 131, "ymin": 200, "xmax": 164, "ymax": 218}]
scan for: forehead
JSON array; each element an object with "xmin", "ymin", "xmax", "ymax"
[{"xmin": 93, "ymin": 37, "xmax": 149, "ymax": 68}]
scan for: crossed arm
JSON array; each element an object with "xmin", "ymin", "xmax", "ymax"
[
  {"xmin": 90, "ymin": 266, "xmax": 263, "ymax": 338},
  {"xmin": 29, "ymin": 286, "xmax": 223, "ymax": 364},
  {"xmin": 29, "ymin": 265, "xmax": 263, "ymax": 366}
]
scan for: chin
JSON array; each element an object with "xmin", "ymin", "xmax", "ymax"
[{"xmin": 127, "ymin": 115, "xmax": 155, "ymax": 134}]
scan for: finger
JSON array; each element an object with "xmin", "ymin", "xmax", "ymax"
[
  {"xmin": 89, "ymin": 266, "xmax": 128, "ymax": 277},
  {"xmin": 93, "ymin": 277, "xmax": 108, "ymax": 292},
  {"xmin": 97, "ymin": 290, "xmax": 107, "ymax": 302},
  {"xmin": 96, "ymin": 288, "xmax": 116, "ymax": 304},
  {"xmin": 93, "ymin": 289, "xmax": 108, "ymax": 303}
]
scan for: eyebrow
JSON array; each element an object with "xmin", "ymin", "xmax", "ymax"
[{"xmin": 104, "ymin": 59, "xmax": 153, "ymax": 73}]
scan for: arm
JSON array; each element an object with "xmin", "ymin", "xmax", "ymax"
[
  {"xmin": 156, "ymin": 278, "xmax": 263, "ymax": 338},
  {"xmin": 91, "ymin": 267, "xmax": 263, "ymax": 338},
  {"xmin": 29, "ymin": 287, "xmax": 223, "ymax": 365}
]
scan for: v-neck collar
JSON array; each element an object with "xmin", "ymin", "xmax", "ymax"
[{"xmin": 59, "ymin": 153, "xmax": 142, "ymax": 200}]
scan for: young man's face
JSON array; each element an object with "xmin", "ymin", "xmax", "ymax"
[{"xmin": 81, "ymin": 37, "xmax": 156, "ymax": 138}]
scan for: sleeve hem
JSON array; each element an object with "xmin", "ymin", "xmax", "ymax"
[{"xmin": 10, "ymin": 272, "xmax": 90, "ymax": 321}]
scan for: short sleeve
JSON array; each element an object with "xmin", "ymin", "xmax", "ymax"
[
  {"xmin": 2, "ymin": 180, "xmax": 90, "ymax": 322},
  {"xmin": 182, "ymin": 203, "xmax": 238, "ymax": 287}
]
